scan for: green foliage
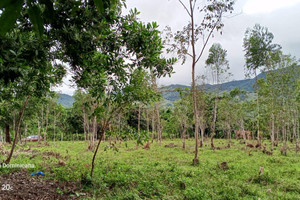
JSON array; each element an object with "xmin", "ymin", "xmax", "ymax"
[
  {"xmin": 27, "ymin": 3, "xmax": 44, "ymax": 38},
  {"xmin": 2, "ymin": 139, "xmax": 300, "ymax": 199},
  {"xmin": 0, "ymin": 0, "xmax": 23, "ymax": 36},
  {"xmin": 243, "ymin": 24, "xmax": 281, "ymax": 75},
  {"xmin": 206, "ymin": 43, "xmax": 229, "ymax": 78},
  {"xmin": 57, "ymin": 94, "xmax": 74, "ymax": 108},
  {"xmin": 0, "ymin": 0, "xmax": 114, "ymax": 37}
]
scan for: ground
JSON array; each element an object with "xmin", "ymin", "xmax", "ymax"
[{"xmin": 0, "ymin": 139, "xmax": 300, "ymax": 199}]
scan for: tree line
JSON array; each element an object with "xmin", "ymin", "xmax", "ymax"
[{"xmin": 1, "ymin": 0, "xmax": 299, "ymax": 177}]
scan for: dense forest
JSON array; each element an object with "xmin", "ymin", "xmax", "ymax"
[{"xmin": 0, "ymin": 0, "xmax": 300, "ymax": 199}]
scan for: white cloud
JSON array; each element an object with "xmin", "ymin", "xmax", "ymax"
[
  {"xmin": 243, "ymin": 0, "xmax": 300, "ymax": 14},
  {"xmin": 55, "ymin": 0, "xmax": 300, "ymax": 94}
]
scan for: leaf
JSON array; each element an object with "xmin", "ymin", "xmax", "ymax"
[
  {"xmin": 38, "ymin": 0, "xmax": 54, "ymax": 23},
  {"xmin": 9, "ymin": 49, "xmax": 17, "ymax": 56},
  {"xmin": 0, "ymin": 0, "xmax": 23, "ymax": 36},
  {"xmin": 93, "ymin": 0, "xmax": 104, "ymax": 13},
  {"xmin": 28, "ymin": 4, "xmax": 44, "ymax": 38},
  {"xmin": 0, "ymin": 0, "xmax": 14, "ymax": 9}
]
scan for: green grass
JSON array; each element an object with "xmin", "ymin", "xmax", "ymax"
[{"xmin": 1, "ymin": 139, "xmax": 300, "ymax": 199}]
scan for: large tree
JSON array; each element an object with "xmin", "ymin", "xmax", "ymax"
[{"xmin": 48, "ymin": 3, "xmax": 176, "ymax": 177}]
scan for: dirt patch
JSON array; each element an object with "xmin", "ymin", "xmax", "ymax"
[
  {"xmin": 164, "ymin": 143, "xmax": 178, "ymax": 148},
  {"xmin": 218, "ymin": 161, "xmax": 229, "ymax": 171},
  {"xmin": 0, "ymin": 170, "xmax": 84, "ymax": 200},
  {"xmin": 43, "ymin": 151, "xmax": 62, "ymax": 159}
]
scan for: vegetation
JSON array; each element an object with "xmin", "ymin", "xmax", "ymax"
[
  {"xmin": 0, "ymin": 0, "xmax": 300, "ymax": 199},
  {"xmin": 1, "ymin": 140, "xmax": 300, "ymax": 199}
]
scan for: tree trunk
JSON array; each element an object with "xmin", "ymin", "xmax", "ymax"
[
  {"xmin": 38, "ymin": 120, "xmax": 41, "ymax": 144},
  {"xmin": 5, "ymin": 124, "xmax": 11, "ymax": 144},
  {"xmin": 138, "ymin": 104, "xmax": 141, "ymax": 135},
  {"xmin": 155, "ymin": 103, "xmax": 162, "ymax": 145},
  {"xmin": 152, "ymin": 106, "xmax": 155, "ymax": 142},
  {"xmin": 39, "ymin": 106, "xmax": 43, "ymax": 144},
  {"xmin": 200, "ymin": 126, "xmax": 204, "ymax": 148},
  {"xmin": 296, "ymin": 110, "xmax": 299, "ymax": 153},
  {"xmin": 227, "ymin": 122, "xmax": 231, "ymax": 147},
  {"xmin": 5, "ymin": 95, "xmax": 30, "ymax": 164},
  {"xmin": 211, "ymin": 98, "xmax": 218, "ymax": 149},
  {"xmin": 146, "ymin": 108, "xmax": 149, "ymax": 133},
  {"xmin": 188, "ymin": 0, "xmax": 199, "ymax": 165},
  {"xmin": 82, "ymin": 106, "xmax": 87, "ymax": 141},
  {"xmin": 254, "ymin": 70, "xmax": 261, "ymax": 145},
  {"xmin": 182, "ymin": 125, "xmax": 186, "ymax": 149},
  {"xmin": 240, "ymin": 119, "xmax": 246, "ymax": 145},
  {"xmin": 292, "ymin": 111, "xmax": 297, "ymax": 143},
  {"xmin": 192, "ymin": 79, "xmax": 199, "ymax": 164},
  {"xmin": 92, "ymin": 115, "xmax": 97, "ymax": 148},
  {"xmin": 0, "ymin": 129, "xmax": 4, "ymax": 143},
  {"xmin": 44, "ymin": 105, "xmax": 49, "ymax": 143},
  {"xmin": 90, "ymin": 124, "xmax": 107, "ymax": 178},
  {"xmin": 53, "ymin": 110, "xmax": 56, "ymax": 142},
  {"xmin": 12, "ymin": 112, "xmax": 16, "ymax": 133},
  {"xmin": 271, "ymin": 113, "xmax": 275, "ymax": 151},
  {"xmin": 24, "ymin": 123, "xmax": 28, "ymax": 140}
]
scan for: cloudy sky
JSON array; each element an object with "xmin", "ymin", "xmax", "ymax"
[{"xmin": 56, "ymin": 0, "xmax": 300, "ymax": 95}]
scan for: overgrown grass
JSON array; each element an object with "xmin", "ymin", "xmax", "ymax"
[{"xmin": 1, "ymin": 139, "xmax": 300, "ymax": 199}]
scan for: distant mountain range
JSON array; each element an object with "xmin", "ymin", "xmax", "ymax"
[
  {"xmin": 162, "ymin": 73, "xmax": 265, "ymax": 102},
  {"xmin": 57, "ymin": 94, "xmax": 75, "ymax": 107},
  {"xmin": 57, "ymin": 72, "xmax": 265, "ymax": 107}
]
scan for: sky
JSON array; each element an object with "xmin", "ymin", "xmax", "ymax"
[{"xmin": 55, "ymin": 0, "xmax": 300, "ymax": 95}]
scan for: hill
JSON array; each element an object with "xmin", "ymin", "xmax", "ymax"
[
  {"xmin": 56, "ymin": 72, "xmax": 266, "ymax": 107},
  {"xmin": 57, "ymin": 94, "xmax": 74, "ymax": 107},
  {"xmin": 162, "ymin": 73, "xmax": 266, "ymax": 102}
]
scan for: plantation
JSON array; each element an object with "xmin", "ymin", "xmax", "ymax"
[
  {"xmin": 1, "ymin": 139, "xmax": 300, "ymax": 199},
  {"xmin": 1, "ymin": 0, "xmax": 300, "ymax": 199}
]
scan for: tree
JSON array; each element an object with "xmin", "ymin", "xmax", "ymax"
[
  {"xmin": 205, "ymin": 43, "xmax": 230, "ymax": 148},
  {"xmin": 173, "ymin": 90, "xmax": 193, "ymax": 149},
  {"xmin": 166, "ymin": 0, "xmax": 234, "ymax": 164},
  {"xmin": 196, "ymin": 78, "xmax": 209, "ymax": 148},
  {"xmin": 0, "ymin": 0, "xmax": 113, "ymax": 37},
  {"xmin": 0, "ymin": 29, "xmax": 65, "ymax": 164},
  {"xmin": 218, "ymin": 88, "xmax": 245, "ymax": 147},
  {"xmin": 243, "ymin": 24, "xmax": 281, "ymax": 144},
  {"xmin": 57, "ymin": 6, "xmax": 176, "ymax": 178}
]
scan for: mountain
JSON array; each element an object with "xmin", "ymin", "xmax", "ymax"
[
  {"xmin": 162, "ymin": 72, "xmax": 266, "ymax": 102},
  {"xmin": 56, "ymin": 72, "xmax": 267, "ymax": 107},
  {"xmin": 57, "ymin": 94, "xmax": 74, "ymax": 107}
]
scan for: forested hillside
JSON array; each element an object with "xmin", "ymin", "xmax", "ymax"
[
  {"xmin": 162, "ymin": 72, "xmax": 265, "ymax": 101},
  {"xmin": 57, "ymin": 94, "xmax": 74, "ymax": 107},
  {"xmin": 58, "ymin": 71, "xmax": 265, "ymax": 106}
]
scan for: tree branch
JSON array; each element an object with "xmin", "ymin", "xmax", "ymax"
[
  {"xmin": 195, "ymin": 17, "xmax": 221, "ymax": 64},
  {"xmin": 192, "ymin": 0, "xmax": 196, "ymax": 13},
  {"xmin": 178, "ymin": 0, "xmax": 192, "ymax": 17}
]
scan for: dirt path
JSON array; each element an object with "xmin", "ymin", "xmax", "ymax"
[{"xmin": 0, "ymin": 170, "xmax": 83, "ymax": 200}]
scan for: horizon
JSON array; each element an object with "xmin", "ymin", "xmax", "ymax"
[{"xmin": 54, "ymin": 0, "xmax": 300, "ymax": 96}]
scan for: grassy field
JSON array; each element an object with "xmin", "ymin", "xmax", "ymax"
[{"xmin": 1, "ymin": 139, "xmax": 300, "ymax": 199}]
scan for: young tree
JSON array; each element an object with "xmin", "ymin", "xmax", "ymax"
[
  {"xmin": 205, "ymin": 43, "xmax": 230, "ymax": 148},
  {"xmin": 58, "ymin": 7, "xmax": 176, "ymax": 178},
  {"xmin": 0, "ymin": 27, "xmax": 65, "ymax": 163},
  {"xmin": 243, "ymin": 24, "xmax": 281, "ymax": 144},
  {"xmin": 166, "ymin": 0, "xmax": 234, "ymax": 164},
  {"xmin": 173, "ymin": 91, "xmax": 193, "ymax": 149}
]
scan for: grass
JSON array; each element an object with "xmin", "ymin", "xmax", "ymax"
[{"xmin": 1, "ymin": 139, "xmax": 300, "ymax": 199}]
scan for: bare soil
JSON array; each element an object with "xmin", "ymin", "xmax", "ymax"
[{"xmin": 0, "ymin": 170, "xmax": 83, "ymax": 200}]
